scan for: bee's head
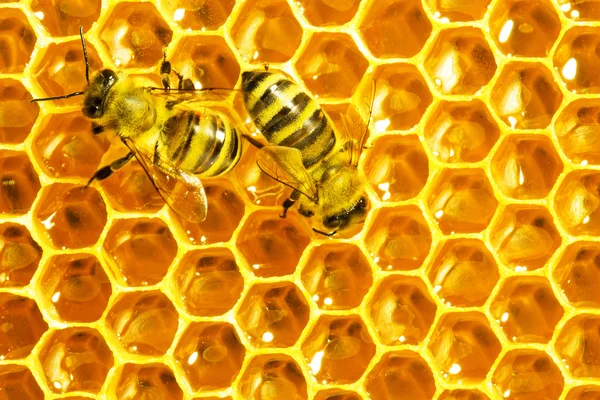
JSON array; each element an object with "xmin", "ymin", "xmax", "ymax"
[{"xmin": 82, "ymin": 69, "xmax": 118, "ymax": 119}]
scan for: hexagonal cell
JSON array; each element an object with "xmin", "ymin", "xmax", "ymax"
[
  {"xmin": 424, "ymin": 99, "xmax": 500, "ymax": 163},
  {"xmin": 0, "ymin": 79, "xmax": 39, "ymax": 144},
  {"xmin": 173, "ymin": 248, "xmax": 243, "ymax": 316},
  {"xmin": 237, "ymin": 354, "xmax": 307, "ymax": 399},
  {"xmin": 0, "ymin": 293, "xmax": 47, "ymax": 360},
  {"xmin": 0, "ymin": 365, "xmax": 44, "ymax": 400},
  {"xmin": 295, "ymin": 32, "xmax": 368, "ymax": 99},
  {"xmin": 34, "ymin": 183, "xmax": 107, "ymax": 249},
  {"xmin": 368, "ymin": 275, "xmax": 436, "ymax": 346},
  {"xmin": 30, "ymin": 0, "xmax": 101, "ymax": 37},
  {"xmin": 428, "ymin": 239, "xmax": 499, "ymax": 307},
  {"xmin": 554, "ymin": 99, "xmax": 600, "ymax": 165},
  {"xmin": 236, "ymin": 210, "xmax": 311, "ymax": 278},
  {"xmin": 438, "ymin": 390, "xmax": 490, "ymax": 400},
  {"xmin": 0, "ymin": 9, "xmax": 36, "ymax": 73},
  {"xmin": 363, "ymin": 135, "xmax": 428, "ymax": 202},
  {"xmin": 554, "ymin": 242, "xmax": 600, "ymax": 308},
  {"xmin": 112, "ymin": 363, "xmax": 182, "ymax": 400},
  {"xmin": 160, "ymin": 0, "xmax": 234, "ymax": 30},
  {"xmin": 359, "ymin": 0, "xmax": 432, "ymax": 58},
  {"xmin": 100, "ymin": 2, "xmax": 173, "ymax": 68},
  {"xmin": 566, "ymin": 386, "xmax": 600, "ymax": 400},
  {"xmin": 428, "ymin": 168, "xmax": 497, "ymax": 234},
  {"xmin": 490, "ymin": 276, "xmax": 563, "ymax": 343},
  {"xmin": 301, "ymin": 243, "xmax": 372, "ymax": 310},
  {"xmin": 103, "ymin": 218, "xmax": 177, "ymax": 286},
  {"xmin": 314, "ymin": 389, "xmax": 362, "ymax": 400},
  {"xmin": 554, "ymin": 27, "xmax": 600, "ymax": 94},
  {"xmin": 490, "ymin": 62, "xmax": 563, "ymax": 129},
  {"xmin": 230, "ymin": 0, "xmax": 302, "ymax": 64},
  {"xmin": 489, "ymin": 205, "xmax": 562, "ymax": 271},
  {"xmin": 0, "ymin": 223, "xmax": 42, "ymax": 287},
  {"xmin": 491, "ymin": 134, "xmax": 564, "ymax": 200},
  {"xmin": 428, "ymin": 312, "xmax": 502, "ymax": 383},
  {"xmin": 558, "ymin": 0, "xmax": 600, "ymax": 20},
  {"xmin": 38, "ymin": 327, "xmax": 114, "ymax": 394},
  {"xmin": 105, "ymin": 290, "xmax": 178, "ymax": 356},
  {"xmin": 555, "ymin": 171, "xmax": 600, "ymax": 236},
  {"xmin": 301, "ymin": 315, "xmax": 375, "ymax": 384},
  {"xmin": 363, "ymin": 205, "xmax": 432, "ymax": 271},
  {"xmin": 193, "ymin": 398, "xmax": 232, "ymax": 400},
  {"xmin": 0, "ymin": 150, "xmax": 41, "ymax": 215},
  {"xmin": 425, "ymin": 27, "xmax": 496, "ymax": 95},
  {"xmin": 295, "ymin": 0, "xmax": 360, "ymax": 26},
  {"xmin": 173, "ymin": 322, "xmax": 245, "ymax": 391},
  {"xmin": 424, "ymin": 0, "xmax": 491, "ymax": 21},
  {"xmin": 492, "ymin": 349, "xmax": 564, "ymax": 400},
  {"xmin": 236, "ymin": 282, "xmax": 310, "ymax": 348},
  {"xmin": 38, "ymin": 253, "xmax": 112, "ymax": 322},
  {"xmin": 365, "ymin": 351, "xmax": 435, "ymax": 400},
  {"xmin": 171, "ymin": 179, "xmax": 245, "ymax": 245},
  {"xmin": 555, "ymin": 314, "xmax": 600, "ymax": 377}
]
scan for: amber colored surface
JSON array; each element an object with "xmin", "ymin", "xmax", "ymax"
[
  {"xmin": 492, "ymin": 349, "xmax": 564, "ymax": 399},
  {"xmin": 105, "ymin": 290, "xmax": 178, "ymax": 355},
  {"xmin": 554, "ymin": 242, "xmax": 600, "ymax": 307},
  {"xmin": 555, "ymin": 99, "xmax": 600, "ymax": 164},
  {"xmin": 368, "ymin": 275, "xmax": 436, "ymax": 345},
  {"xmin": 424, "ymin": 0, "xmax": 490, "ymax": 21},
  {"xmin": 237, "ymin": 354, "xmax": 307, "ymax": 399},
  {"xmin": 428, "ymin": 312, "xmax": 501, "ymax": 382},
  {"xmin": 558, "ymin": 0, "xmax": 600, "ymax": 20},
  {"xmin": 174, "ymin": 248, "xmax": 243, "ymax": 316},
  {"xmin": 438, "ymin": 390, "xmax": 490, "ymax": 400},
  {"xmin": 113, "ymin": 363, "xmax": 182, "ymax": 400},
  {"xmin": 160, "ymin": 0, "xmax": 234, "ymax": 30},
  {"xmin": 0, "ymin": 223, "xmax": 42, "ymax": 287},
  {"xmin": 490, "ymin": 277, "xmax": 563, "ymax": 343},
  {"xmin": 425, "ymin": 27, "xmax": 496, "ymax": 95},
  {"xmin": 0, "ymin": 150, "xmax": 41, "ymax": 214},
  {"xmin": 0, "ymin": 79, "xmax": 39, "ymax": 143},
  {"xmin": 566, "ymin": 386, "xmax": 600, "ymax": 400},
  {"xmin": 296, "ymin": 0, "xmax": 360, "ymax": 26},
  {"xmin": 0, "ymin": 365, "xmax": 44, "ymax": 400},
  {"xmin": 30, "ymin": 0, "xmax": 101, "ymax": 37},
  {"xmin": 555, "ymin": 315, "xmax": 600, "ymax": 378},
  {"xmin": 555, "ymin": 171, "xmax": 600, "ymax": 236},
  {"xmin": 314, "ymin": 389, "xmax": 362, "ymax": 400},
  {"xmin": 38, "ymin": 327, "xmax": 114, "ymax": 394},
  {"xmin": 174, "ymin": 322, "xmax": 245, "ymax": 391},
  {"xmin": 236, "ymin": 281, "xmax": 309, "ymax": 348},
  {"xmin": 554, "ymin": 27, "xmax": 600, "ymax": 94},
  {"xmin": 0, "ymin": 293, "xmax": 47, "ymax": 359},
  {"xmin": 0, "ymin": 9, "xmax": 36, "ymax": 73}
]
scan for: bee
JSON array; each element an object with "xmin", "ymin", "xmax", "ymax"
[
  {"xmin": 30, "ymin": 27, "xmax": 243, "ymax": 223},
  {"xmin": 240, "ymin": 69, "xmax": 374, "ymax": 236}
]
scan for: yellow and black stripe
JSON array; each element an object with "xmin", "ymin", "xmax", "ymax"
[{"xmin": 241, "ymin": 71, "xmax": 336, "ymax": 167}]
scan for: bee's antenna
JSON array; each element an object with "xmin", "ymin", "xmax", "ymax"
[
  {"xmin": 30, "ymin": 91, "xmax": 85, "ymax": 102},
  {"xmin": 80, "ymin": 26, "xmax": 90, "ymax": 84},
  {"xmin": 313, "ymin": 228, "xmax": 337, "ymax": 237}
]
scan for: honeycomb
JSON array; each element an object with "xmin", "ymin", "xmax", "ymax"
[{"xmin": 3, "ymin": 0, "xmax": 600, "ymax": 398}]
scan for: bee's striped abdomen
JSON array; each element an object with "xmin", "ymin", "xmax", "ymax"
[{"xmin": 242, "ymin": 71, "xmax": 336, "ymax": 168}]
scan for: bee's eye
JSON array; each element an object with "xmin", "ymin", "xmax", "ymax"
[{"xmin": 83, "ymin": 101, "xmax": 101, "ymax": 118}]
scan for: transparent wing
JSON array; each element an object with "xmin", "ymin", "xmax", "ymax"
[
  {"xmin": 256, "ymin": 145, "xmax": 318, "ymax": 201},
  {"xmin": 122, "ymin": 137, "xmax": 208, "ymax": 223},
  {"xmin": 340, "ymin": 75, "xmax": 376, "ymax": 166}
]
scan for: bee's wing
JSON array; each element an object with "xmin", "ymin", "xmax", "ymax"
[
  {"xmin": 340, "ymin": 75, "xmax": 376, "ymax": 167},
  {"xmin": 122, "ymin": 137, "xmax": 208, "ymax": 223},
  {"xmin": 256, "ymin": 145, "xmax": 318, "ymax": 201}
]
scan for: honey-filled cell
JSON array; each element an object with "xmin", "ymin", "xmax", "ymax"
[
  {"xmin": 296, "ymin": 0, "xmax": 360, "ymax": 26},
  {"xmin": 554, "ymin": 27, "xmax": 600, "ymax": 94},
  {"xmin": 0, "ymin": 365, "xmax": 44, "ymax": 400},
  {"xmin": 30, "ymin": 0, "xmax": 101, "ymax": 37},
  {"xmin": 555, "ymin": 171, "xmax": 600, "ymax": 236},
  {"xmin": 554, "ymin": 242, "xmax": 600, "ymax": 308},
  {"xmin": 438, "ymin": 390, "xmax": 490, "ymax": 400},
  {"xmin": 0, "ymin": 9, "xmax": 36, "ymax": 73},
  {"xmin": 0, "ymin": 150, "xmax": 41, "ymax": 215},
  {"xmin": 0, "ymin": 223, "xmax": 42, "ymax": 287},
  {"xmin": 424, "ymin": 0, "xmax": 491, "ymax": 21},
  {"xmin": 314, "ymin": 389, "xmax": 362, "ymax": 400},
  {"xmin": 565, "ymin": 386, "xmax": 600, "ymax": 400},
  {"xmin": 0, "ymin": 293, "xmax": 48, "ymax": 360},
  {"xmin": 0, "ymin": 79, "xmax": 39, "ymax": 144},
  {"xmin": 236, "ymin": 354, "xmax": 307, "ymax": 400},
  {"xmin": 555, "ymin": 99, "xmax": 600, "ymax": 165},
  {"xmin": 558, "ymin": 0, "xmax": 600, "ymax": 20},
  {"xmin": 112, "ymin": 363, "xmax": 183, "ymax": 400},
  {"xmin": 160, "ymin": 0, "xmax": 234, "ymax": 30},
  {"xmin": 555, "ymin": 314, "xmax": 600, "ymax": 378}
]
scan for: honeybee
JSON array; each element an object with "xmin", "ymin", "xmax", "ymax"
[
  {"xmin": 30, "ymin": 27, "xmax": 243, "ymax": 223},
  {"xmin": 240, "ymin": 70, "xmax": 374, "ymax": 236}
]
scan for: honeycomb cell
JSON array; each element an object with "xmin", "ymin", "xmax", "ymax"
[
  {"xmin": 566, "ymin": 386, "xmax": 600, "ymax": 400},
  {"xmin": 0, "ymin": 293, "xmax": 47, "ymax": 360},
  {"xmin": 301, "ymin": 243, "xmax": 372, "ymax": 310},
  {"xmin": 364, "ymin": 351, "xmax": 435, "ymax": 400},
  {"xmin": 34, "ymin": 183, "xmax": 107, "ymax": 249},
  {"xmin": 38, "ymin": 327, "xmax": 114, "ymax": 394},
  {"xmin": 428, "ymin": 312, "xmax": 502, "ymax": 383},
  {"xmin": 295, "ymin": 0, "xmax": 360, "ymax": 26},
  {"xmin": 99, "ymin": 2, "xmax": 173, "ymax": 68},
  {"xmin": 314, "ymin": 389, "xmax": 362, "ymax": 400},
  {"xmin": 363, "ymin": 205, "xmax": 432, "ymax": 271},
  {"xmin": 173, "ymin": 322, "xmax": 245, "ymax": 391},
  {"xmin": 558, "ymin": 0, "xmax": 600, "ymax": 20},
  {"xmin": 171, "ymin": 179, "xmax": 245, "ymax": 245},
  {"xmin": 427, "ymin": 239, "xmax": 499, "ymax": 307},
  {"xmin": 491, "ymin": 135, "xmax": 564, "ymax": 200},
  {"xmin": 554, "ymin": 27, "xmax": 600, "ymax": 94},
  {"xmin": 113, "ymin": 363, "xmax": 182, "ymax": 400},
  {"xmin": 368, "ymin": 275, "xmax": 436, "ymax": 345},
  {"xmin": 489, "ymin": 205, "xmax": 562, "ymax": 271},
  {"xmin": 237, "ymin": 354, "xmax": 307, "ymax": 400},
  {"xmin": 359, "ymin": 0, "xmax": 432, "ymax": 58},
  {"xmin": 193, "ymin": 398, "xmax": 232, "ymax": 400},
  {"xmin": 554, "ymin": 242, "xmax": 600, "ymax": 308},
  {"xmin": 173, "ymin": 248, "xmax": 243, "ymax": 316},
  {"xmin": 103, "ymin": 218, "xmax": 177, "ymax": 286},
  {"xmin": 428, "ymin": 168, "xmax": 497, "ymax": 234},
  {"xmin": 554, "ymin": 99, "xmax": 600, "ymax": 165},
  {"xmin": 555, "ymin": 171, "xmax": 600, "ymax": 236},
  {"xmin": 0, "ymin": 9, "xmax": 36, "ymax": 73},
  {"xmin": 438, "ymin": 390, "xmax": 490, "ymax": 400},
  {"xmin": 105, "ymin": 290, "xmax": 178, "ymax": 356},
  {"xmin": 555, "ymin": 314, "xmax": 600, "ymax": 377},
  {"xmin": 490, "ymin": 63, "xmax": 563, "ymax": 129},
  {"xmin": 0, "ymin": 223, "xmax": 42, "ymax": 287},
  {"xmin": 425, "ymin": 27, "xmax": 496, "ymax": 95},
  {"xmin": 160, "ymin": 0, "xmax": 234, "ymax": 30},
  {"xmin": 295, "ymin": 32, "xmax": 368, "ymax": 99},
  {"xmin": 0, "ymin": 150, "xmax": 41, "ymax": 215},
  {"xmin": 0, "ymin": 79, "xmax": 39, "ymax": 144},
  {"xmin": 30, "ymin": 0, "xmax": 101, "ymax": 37},
  {"xmin": 230, "ymin": 0, "xmax": 302, "ymax": 64},
  {"xmin": 424, "ymin": 0, "xmax": 491, "ymax": 21},
  {"xmin": 38, "ymin": 253, "xmax": 112, "ymax": 322},
  {"xmin": 32, "ymin": 39, "xmax": 103, "ymax": 107},
  {"xmin": 492, "ymin": 349, "xmax": 564, "ymax": 400},
  {"xmin": 0, "ymin": 365, "xmax": 44, "ymax": 400},
  {"xmin": 490, "ymin": 277, "xmax": 563, "ymax": 343},
  {"xmin": 236, "ymin": 282, "xmax": 310, "ymax": 348},
  {"xmin": 236, "ymin": 210, "xmax": 311, "ymax": 278}
]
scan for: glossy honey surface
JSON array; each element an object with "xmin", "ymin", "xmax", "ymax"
[{"xmin": 0, "ymin": 0, "xmax": 599, "ymax": 399}]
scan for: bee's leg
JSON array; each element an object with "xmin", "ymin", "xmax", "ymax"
[
  {"xmin": 91, "ymin": 123, "xmax": 104, "ymax": 135},
  {"xmin": 160, "ymin": 53, "xmax": 172, "ymax": 90},
  {"xmin": 84, "ymin": 152, "xmax": 134, "ymax": 188},
  {"xmin": 280, "ymin": 190, "xmax": 301, "ymax": 219}
]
